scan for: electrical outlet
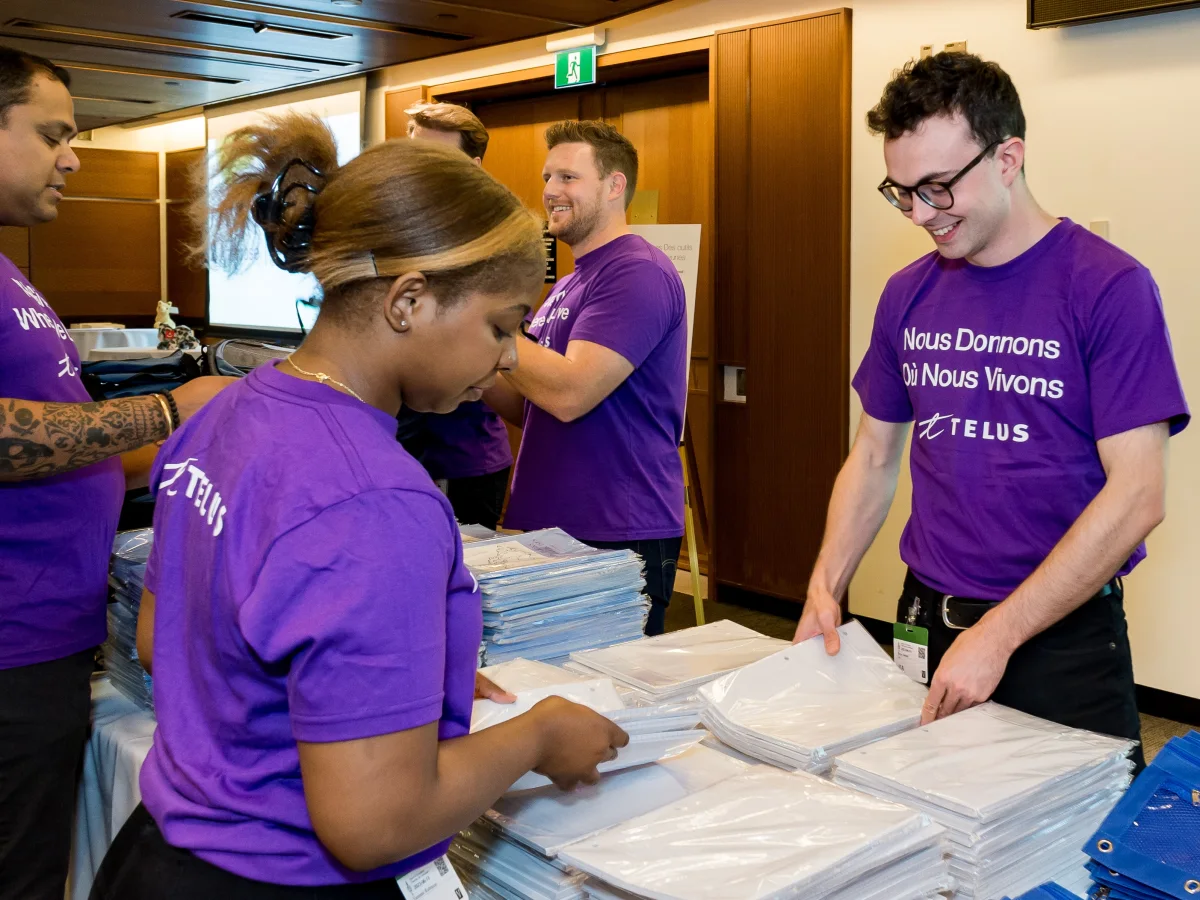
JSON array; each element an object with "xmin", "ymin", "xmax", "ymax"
[
  {"xmin": 1089, "ymin": 220, "xmax": 1110, "ymax": 240},
  {"xmin": 944, "ymin": 40, "xmax": 968, "ymax": 53},
  {"xmin": 920, "ymin": 44, "xmax": 933, "ymax": 59}
]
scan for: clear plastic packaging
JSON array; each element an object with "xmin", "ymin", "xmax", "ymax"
[
  {"xmin": 471, "ymin": 679, "xmax": 625, "ymax": 733},
  {"xmin": 833, "ymin": 702, "xmax": 1134, "ymax": 900},
  {"xmin": 486, "ymin": 745, "xmax": 748, "ymax": 857},
  {"xmin": 569, "ymin": 621, "xmax": 787, "ymax": 699},
  {"xmin": 105, "ymin": 529, "xmax": 155, "ymax": 709},
  {"xmin": 558, "ymin": 768, "xmax": 945, "ymax": 900},
  {"xmin": 833, "ymin": 703, "xmax": 1134, "ymax": 820},
  {"xmin": 699, "ymin": 620, "xmax": 927, "ymax": 772}
]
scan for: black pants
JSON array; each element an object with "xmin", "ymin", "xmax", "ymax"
[
  {"xmin": 0, "ymin": 648, "xmax": 94, "ymax": 900},
  {"xmin": 587, "ymin": 537, "xmax": 683, "ymax": 637},
  {"xmin": 91, "ymin": 804, "xmax": 403, "ymax": 899},
  {"xmin": 899, "ymin": 571, "xmax": 1146, "ymax": 771},
  {"xmin": 446, "ymin": 467, "xmax": 510, "ymax": 531}
]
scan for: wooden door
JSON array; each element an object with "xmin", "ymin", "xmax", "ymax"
[
  {"xmin": 712, "ymin": 11, "xmax": 851, "ymax": 602},
  {"xmin": 472, "ymin": 74, "xmax": 713, "ymax": 565}
]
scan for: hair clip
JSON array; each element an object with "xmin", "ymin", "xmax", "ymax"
[{"xmin": 252, "ymin": 158, "xmax": 325, "ymax": 273}]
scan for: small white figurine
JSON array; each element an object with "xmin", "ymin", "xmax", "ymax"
[{"xmin": 155, "ymin": 300, "xmax": 198, "ymax": 351}]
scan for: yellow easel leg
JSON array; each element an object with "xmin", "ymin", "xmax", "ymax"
[{"xmin": 680, "ymin": 446, "xmax": 705, "ymax": 626}]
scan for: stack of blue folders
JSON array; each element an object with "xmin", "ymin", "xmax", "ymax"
[
  {"xmin": 462, "ymin": 529, "xmax": 648, "ymax": 666},
  {"xmin": 1079, "ymin": 731, "xmax": 1200, "ymax": 900},
  {"xmin": 105, "ymin": 528, "xmax": 154, "ymax": 709},
  {"xmin": 1005, "ymin": 884, "xmax": 1082, "ymax": 900}
]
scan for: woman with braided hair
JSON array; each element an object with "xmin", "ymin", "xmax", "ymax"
[{"xmin": 89, "ymin": 112, "xmax": 627, "ymax": 899}]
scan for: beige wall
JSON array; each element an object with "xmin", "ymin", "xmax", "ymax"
[{"xmin": 370, "ymin": 0, "xmax": 1200, "ymax": 698}]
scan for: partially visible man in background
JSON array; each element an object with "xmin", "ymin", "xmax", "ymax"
[{"xmin": 404, "ymin": 101, "xmax": 514, "ymax": 529}]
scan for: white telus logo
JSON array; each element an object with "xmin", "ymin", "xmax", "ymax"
[
  {"xmin": 917, "ymin": 413, "xmax": 1030, "ymax": 444},
  {"xmin": 918, "ymin": 413, "xmax": 951, "ymax": 440},
  {"xmin": 159, "ymin": 457, "xmax": 228, "ymax": 536}
]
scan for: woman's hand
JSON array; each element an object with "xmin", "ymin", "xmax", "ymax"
[
  {"xmin": 474, "ymin": 672, "xmax": 515, "ymax": 703},
  {"xmin": 528, "ymin": 697, "xmax": 629, "ymax": 791}
]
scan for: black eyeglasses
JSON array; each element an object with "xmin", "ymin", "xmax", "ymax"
[{"xmin": 878, "ymin": 140, "xmax": 1003, "ymax": 212}]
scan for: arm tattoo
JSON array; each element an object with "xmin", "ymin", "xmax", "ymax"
[{"xmin": 0, "ymin": 395, "xmax": 169, "ymax": 482}]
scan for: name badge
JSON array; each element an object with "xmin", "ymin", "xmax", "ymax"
[
  {"xmin": 397, "ymin": 855, "xmax": 468, "ymax": 900},
  {"xmin": 893, "ymin": 622, "xmax": 930, "ymax": 685}
]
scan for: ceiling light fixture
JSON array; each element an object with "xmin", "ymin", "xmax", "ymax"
[{"xmin": 331, "ymin": 0, "xmax": 362, "ymax": 6}]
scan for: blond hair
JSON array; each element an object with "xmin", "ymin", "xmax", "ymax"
[
  {"xmin": 405, "ymin": 101, "xmax": 489, "ymax": 161},
  {"xmin": 191, "ymin": 112, "xmax": 543, "ymax": 318}
]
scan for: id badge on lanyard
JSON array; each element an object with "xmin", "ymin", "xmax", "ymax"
[
  {"xmin": 396, "ymin": 855, "xmax": 468, "ymax": 900},
  {"xmin": 893, "ymin": 596, "xmax": 930, "ymax": 685}
]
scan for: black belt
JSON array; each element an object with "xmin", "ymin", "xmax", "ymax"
[{"xmin": 902, "ymin": 569, "xmax": 1121, "ymax": 632}]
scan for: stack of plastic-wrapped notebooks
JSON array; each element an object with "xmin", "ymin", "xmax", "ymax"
[
  {"xmin": 833, "ymin": 702, "xmax": 1136, "ymax": 900},
  {"xmin": 1074, "ymin": 730, "xmax": 1200, "ymax": 900},
  {"xmin": 471, "ymin": 658, "xmax": 707, "ymax": 792},
  {"xmin": 105, "ymin": 528, "xmax": 154, "ymax": 709},
  {"xmin": 462, "ymin": 529, "xmax": 649, "ymax": 666},
  {"xmin": 452, "ymin": 646, "xmax": 951, "ymax": 900},
  {"xmin": 565, "ymin": 619, "xmax": 789, "ymax": 703},
  {"xmin": 698, "ymin": 620, "xmax": 928, "ymax": 774}
]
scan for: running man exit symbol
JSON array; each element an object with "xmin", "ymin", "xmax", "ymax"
[{"xmin": 555, "ymin": 45, "xmax": 596, "ymax": 89}]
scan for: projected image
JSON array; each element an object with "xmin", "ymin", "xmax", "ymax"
[{"xmin": 206, "ymin": 90, "xmax": 362, "ymax": 333}]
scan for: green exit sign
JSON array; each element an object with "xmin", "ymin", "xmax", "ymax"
[{"xmin": 555, "ymin": 46, "xmax": 597, "ymax": 89}]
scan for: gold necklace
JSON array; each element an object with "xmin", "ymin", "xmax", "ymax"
[{"xmin": 285, "ymin": 354, "xmax": 365, "ymax": 403}]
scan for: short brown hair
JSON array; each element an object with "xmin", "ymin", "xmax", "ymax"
[
  {"xmin": 405, "ymin": 101, "xmax": 489, "ymax": 161},
  {"xmin": 194, "ymin": 112, "xmax": 543, "ymax": 322},
  {"xmin": 545, "ymin": 120, "xmax": 638, "ymax": 209}
]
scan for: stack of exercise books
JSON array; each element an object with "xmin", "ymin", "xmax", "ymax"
[
  {"xmin": 833, "ymin": 703, "xmax": 1135, "ymax": 900},
  {"xmin": 464, "ymin": 529, "xmax": 648, "ymax": 666},
  {"xmin": 104, "ymin": 528, "xmax": 155, "ymax": 709}
]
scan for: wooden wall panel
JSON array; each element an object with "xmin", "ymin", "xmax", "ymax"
[
  {"xmin": 165, "ymin": 149, "xmax": 207, "ymax": 320},
  {"xmin": 69, "ymin": 147, "xmax": 158, "ymax": 200},
  {"xmin": 712, "ymin": 11, "xmax": 851, "ymax": 601},
  {"xmin": 30, "ymin": 201, "xmax": 161, "ymax": 320},
  {"xmin": 607, "ymin": 72, "xmax": 713, "ymax": 370},
  {"xmin": 165, "ymin": 147, "xmax": 202, "ymax": 201},
  {"xmin": 714, "ymin": 30, "xmax": 749, "ymax": 368},
  {"xmin": 384, "ymin": 86, "xmax": 428, "ymax": 141},
  {"xmin": 0, "ymin": 227, "xmax": 30, "ymax": 268}
]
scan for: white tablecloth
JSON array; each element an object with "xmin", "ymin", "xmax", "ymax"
[{"xmin": 69, "ymin": 675, "xmax": 156, "ymax": 900}]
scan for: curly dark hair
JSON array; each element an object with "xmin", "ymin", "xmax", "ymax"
[{"xmin": 867, "ymin": 52, "xmax": 1025, "ymax": 151}]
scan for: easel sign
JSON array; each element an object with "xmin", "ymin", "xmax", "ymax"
[{"xmin": 629, "ymin": 224, "xmax": 706, "ymax": 625}]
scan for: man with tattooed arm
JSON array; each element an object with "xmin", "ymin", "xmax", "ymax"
[{"xmin": 0, "ymin": 47, "xmax": 231, "ymax": 900}]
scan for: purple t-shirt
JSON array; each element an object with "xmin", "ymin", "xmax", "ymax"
[
  {"xmin": 504, "ymin": 234, "xmax": 686, "ymax": 541},
  {"xmin": 421, "ymin": 400, "xmax": 512, "ymax": 480},
  {"xmin": 854, "ymin": 220, "xmax": 1189, "ymax": 601},
  {"xmin": 0, "ymin": 253, "xmax": 123, "ymax": 669},
  {"xmin": 139, "ymin": 361, "xmax": 482, "ymax": 886}
]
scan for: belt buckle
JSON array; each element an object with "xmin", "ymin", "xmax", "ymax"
[{"xmin": 941, "ymin": 595, "xmax": 968, "ymax": 631}]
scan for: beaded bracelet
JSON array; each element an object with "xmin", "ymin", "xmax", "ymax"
[{"xmin": 160, "ymin": 390, "xmax": 180, "ymax": 431}]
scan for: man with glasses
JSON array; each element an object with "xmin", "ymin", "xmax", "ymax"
[{"xmin": 794, "ymin": 52, "xmax": 1187, "ymax": 766}]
